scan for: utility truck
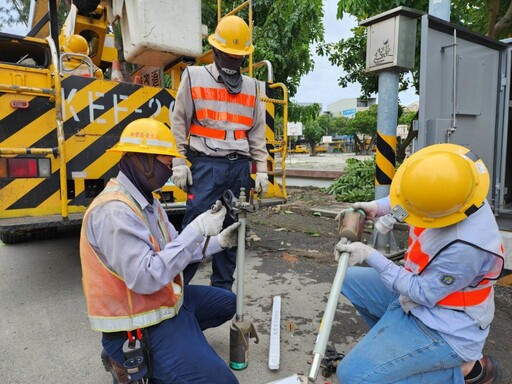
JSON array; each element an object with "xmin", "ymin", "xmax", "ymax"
[{"xmin": 0, "ymin": 0, "xmax": 289, "ymax": 243}]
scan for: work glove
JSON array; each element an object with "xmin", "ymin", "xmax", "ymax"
[
  {"xmin": 189, "ymin": 201, "xmax": 226, "ymax": 237},
  {"xmin": 334, "ymin": 240, "xmax": 374, "ymax": 266},
  {"xmin": 171, "ymin": 164, "xmax": 193, "ymax": 191},
  {"xmin": 218, "ymin": 222, "xmax": 241, "ymax": 249},
  {"xmin": 255, "ymin": 172, "xmax": 268, "ymax": 197},
  {"xmin": 335, "ymin": 200, "xmax": 379, "ymax": 223}
]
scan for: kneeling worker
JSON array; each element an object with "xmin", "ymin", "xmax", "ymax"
[
  {"xmin": 335, "ymin": 143, "xmax": 504, "ymax": 384},
  {"xmin": 79, "ymin": 118, "xmax": 239, "ymax": 383}
]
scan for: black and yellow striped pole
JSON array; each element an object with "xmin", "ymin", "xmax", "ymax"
[
  {"xmin": 375, "ymin": 132, "xmax": 397, "ymax": 193},
  {"xmin": 374, "ymin": 72, "xmax": 399, "ymax": 200}
]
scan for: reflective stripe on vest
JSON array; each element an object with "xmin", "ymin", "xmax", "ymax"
[
  {"xmin": 190, "ymin": 124, "xmax": 247, "ymax": 140},
  {"xmin": 80, "ymin": 179, "xmax": 184, "ymax": 332},
  {"xmin": 404, "ymin": 227, "xmax": 502, "ymax": 309},
  {"xmin": 188, "ymin": 66, "xmax": 257, "ymax": 142}
]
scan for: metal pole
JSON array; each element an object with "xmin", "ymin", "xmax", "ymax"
[
  {"xmin": 308, "ymin": 251, "xmax": 350, "ymax": 382},
  {"xmin": 373, "ymin": 70, "xmax": 399, "ymax": 253},
  {"xmin": 236, "ymin": 210, "xmax": 247, "ymax": 321},
  {"xmin": 375, "ymin": 70, "xmax": 399, "ymax": 200}
]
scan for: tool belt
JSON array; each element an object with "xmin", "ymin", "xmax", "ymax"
[{"xmin": 102, "ymin": 328, "xmax": 152, "ymax": 383}]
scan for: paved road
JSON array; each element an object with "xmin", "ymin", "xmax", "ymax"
[{"xmin": 1, "ymin": 225, "xmax": 354, "ymax": 384}]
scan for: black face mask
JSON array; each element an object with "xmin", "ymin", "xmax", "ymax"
[
  {"xmin": 119, "ymin": 153, "xmax": 172, "ymax": 204},
  {"xmin": 213, "ymin": 48, "xmax": 244, "ymax": 94}
]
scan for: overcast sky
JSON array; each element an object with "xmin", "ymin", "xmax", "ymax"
[{"xmin": 293, "ymin": 0, "xmax": 419, "ymax": 111}]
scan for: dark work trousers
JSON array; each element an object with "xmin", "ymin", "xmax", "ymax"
[
  {"xmin": 102, "ymin": 285, "xmax": 238, "ymax": 384},
  {"xmin": 182, "ymin": 155, "xmax": 253, "ymax": 290}
]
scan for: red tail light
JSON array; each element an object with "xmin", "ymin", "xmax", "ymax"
[{"xmin": 8, "ymin": 158, "xmax": 38, "ymax": 177}]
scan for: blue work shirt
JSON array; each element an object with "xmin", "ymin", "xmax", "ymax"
[{"xmin": 369, "ymin": 197, "xmax": 499, "ymax": 362}]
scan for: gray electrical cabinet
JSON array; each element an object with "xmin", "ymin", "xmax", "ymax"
[{"xmin": 418, "ymin": 15, "xmax": 512, "ymax": 230}]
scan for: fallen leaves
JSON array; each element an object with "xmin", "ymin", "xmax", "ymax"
[{"xmin": 282, "ymin": 252, "xmax": 298, "ymax": 263}]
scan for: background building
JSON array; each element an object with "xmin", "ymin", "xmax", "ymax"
[{"xmin": 326, "ymin": 97, "xmax": 377, "ymax": 118}]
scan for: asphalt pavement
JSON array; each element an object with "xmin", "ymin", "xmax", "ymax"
[{"xmin": 0, "ymin": 225, "xmax": 350, "ymax": 384}]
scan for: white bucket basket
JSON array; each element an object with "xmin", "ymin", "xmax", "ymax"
[{"xmin": 113, "ymin": 0, "xmax": 203, "ymax": 67}]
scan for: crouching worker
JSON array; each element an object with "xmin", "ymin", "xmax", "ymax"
[
  {"xmin": 79, "ymin": 118, "xmax": 239, "ymax": 384},
  {"xmin": 334, "ymin": 143, "xmax": 504, "ymax": 384}
]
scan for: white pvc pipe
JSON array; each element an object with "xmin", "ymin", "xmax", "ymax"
[
  {"xmin": 308, "ymin": 251, "xmax": 349, "ymax": 382},
  {"xmin": 268, "ymin": 295, "xmax": 281, "ymax": 370}
]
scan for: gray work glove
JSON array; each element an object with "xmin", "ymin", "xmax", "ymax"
[
  {"xmin": 218, "ymin": 222, "xmax": 241, "ymax": 249},
  {"xmin": 334, "ymin": 241, "xmax": 374, "ymax": 267},
  {"xmin": 189, "ymin": 201, "xmax": 226, "ymax": 237},
  {"xmin": 255, "ymin": 172, "xmax": 268, "ymax": 197},
  {"xmin": 171, "ymin": 164, "xmax": 193, "ymax": 191},
  {"xmin": 335, "ymin": 201, "xmax": 379, "ymax": 223}
]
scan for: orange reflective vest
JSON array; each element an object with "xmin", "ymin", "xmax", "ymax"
[
  {"xmin": 404, "ymin": 202, "xmax": 504, "ymax": 328},
  {"xmin": 80, "ymin": 179, "xmax": 183, "ymax": 332},
  {"xmin": 187, "ymin": 66, "xmax": 258, "ymax": 143}
]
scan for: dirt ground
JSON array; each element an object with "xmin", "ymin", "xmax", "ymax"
[{"xmin": 248, "ymin": 186, "xmax": 512, "ymax": 382}]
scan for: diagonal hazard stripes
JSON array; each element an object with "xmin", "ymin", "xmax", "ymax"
[
  {"xmin": 375, "ymin": 132, "xmax": 397, "ymax": 186},
  {"xmin": 0, "ymin": 76, "xmax": 176, "ymax": 213}
]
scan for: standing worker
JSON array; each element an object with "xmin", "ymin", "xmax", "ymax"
[
  {"xmin": 334, "ymin": 144, "xmax": 504, "ymax": 384},
  {"xmin": 79, "ymin": 118, "xmax": 240, "ymax": 384},
  {"xmin": 171, "ymin": 15, "xmax": 268, "ymax": 290}
]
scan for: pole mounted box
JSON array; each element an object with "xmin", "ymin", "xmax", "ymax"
[{"xmin": 360, "ymin": 7, "xmax": 424, "ymax": 73}]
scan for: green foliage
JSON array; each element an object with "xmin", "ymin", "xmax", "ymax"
[
  {"xmin": 303, "ymin": 119, "xmax": 323, "ymax": 153},
  {"xmin": 399, "ymin": 110, "xmax": 417, "ymax": 126},
  {"xmin": 288, "ymin": 102, "xmax": 321, "ymax": 124},
  {"xmin": 325, "ymin": 157, "xmax": 376, "ymax": 202},
  {"xmin": 346, "ymin": 104, "xmax": 378, "ymax": 136}
]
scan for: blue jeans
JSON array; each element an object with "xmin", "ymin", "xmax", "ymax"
[
  {"xmin": 182, "ymin": 155, "xmax": 252, "ymax": 290},
  {"xmin": 102, "ymin": 285, "xmax": 238, "ymax": 384},
  {"xmin": 337, "ymin": 267, "xmax": 465, "ymax": 384}
]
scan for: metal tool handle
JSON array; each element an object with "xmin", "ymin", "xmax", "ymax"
[
  {"xmin": 308, "ymin": 248, "xmax": 350, "ymax": 382},
  {"xmin": 235, "ymin": 214, "xmax": 247, "ymax": 320}
]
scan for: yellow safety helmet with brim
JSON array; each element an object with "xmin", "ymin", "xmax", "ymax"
[
  {"xmin": 208, "ymin": 15, "xmax": 254, "ymax": 56},
  {"xmin": 389, "ymin": 143, "xmax": 489, "ymax": 228},
  {"xmin": 64, "ymin": 34, "xmax": 90, "ymax": 55},
  {"xmin": 108, "ymin": 118, "xmax": 185, "ymax": 158}
]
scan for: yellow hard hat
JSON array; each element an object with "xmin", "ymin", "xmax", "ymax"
[
  {"xmin": 208, "ymin": 15, "xmax": 254, "ymax": 56},
  {"xmin": 389, "ymin": 143, "xmax": 489, "ymax": 228},
  {"xmin": 108, "ymin": 118, "xmax": 185, "ymax": 158},
  {"xmin": 64, "ymin": 34, "xmax": 89, "ymax": 55}
]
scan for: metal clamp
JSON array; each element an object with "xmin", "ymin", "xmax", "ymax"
[{"xmin": 223, "ymin": 188, "xmax": 259, "ymax": 220}]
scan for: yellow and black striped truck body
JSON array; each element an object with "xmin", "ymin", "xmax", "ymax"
[{"xmin": 0, "ymin": 33, "xmax": 287, "ymax": 243}]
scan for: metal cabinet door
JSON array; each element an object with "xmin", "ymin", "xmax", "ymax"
[{"xmin": 418, "ymin": 14, "xmax": 508, "ymax": 208}]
